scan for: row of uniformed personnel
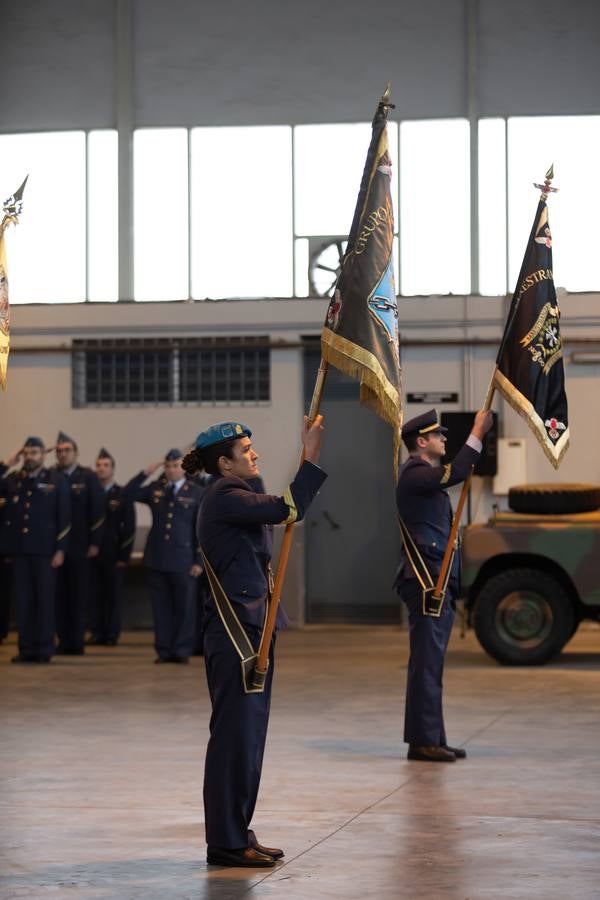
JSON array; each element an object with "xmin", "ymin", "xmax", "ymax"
[{"xmin": 0, "ymin": 432, "xmax": 217, "ymax": 663}]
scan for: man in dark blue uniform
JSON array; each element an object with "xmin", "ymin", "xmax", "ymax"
[
  {"xmin": 124, "ymin": 449, "xmax": 203, "ymax": 663},
  {"xmin": 87, "ymin": 448, "xmax": 136, "ymax": 646},
  {"xmin": 54, "ymin": 431, "xmax": 105, "ymax": 655},
  {"xmin": 0, "ymin": 454, "xmax": 16, "ymax": 643},
  {"xmin": 184, "ymin": 416, "xmax": 326, "ymax": 868},
  {"xmin": 0, "ymin": 437, "xmax": 70, "ymax": 663},
  {"xmin": 395, "ymin": 408, "xmax": 493, "ymax": 762}
]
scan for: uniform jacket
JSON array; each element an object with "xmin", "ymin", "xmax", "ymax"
[
  {"xmin": 395, "ymin": 443, "xmax": 480, "ymax": 591},
  {"xmin": 98, "ymin": 484, "xmax": 136, "ymax": 564},
  {"xmin": 0, "ymin": 465, "xmax": 71, "ymax": 557},
  {"xmin": 56, "ymin": 465, "xmax": 105, "ymax": 558},
  {"xmin": 124, "ymin": 473, "xmax": 203, "ymax": 573},
  {"xmin": 198, "ymin": 460, "xmax": 327, "ymax": 629}
]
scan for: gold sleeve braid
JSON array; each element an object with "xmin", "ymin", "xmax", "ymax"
[
  {"xmin": 57, "ymin": 524, "xmax": 71, "ymax": 542},
  {"xmin": 283, "ymin": 486, "xmax": 298, "ymax": 524},
  {"xmin": 91, "ymin": 516, "xmax": 106, "ymax": 532},
  {"xmin": 439, "ymin": 464, "xmax": 452, "ymax": 485}
]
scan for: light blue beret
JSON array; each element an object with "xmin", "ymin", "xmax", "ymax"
[{"xmin": 194, "ymin": 422, "xmax": 252, "ymax": 451}]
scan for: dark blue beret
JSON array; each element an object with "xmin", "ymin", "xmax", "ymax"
[
  {"xmin": 164, "ymin": 448, "xmax": 182, "ymax": 462},
  {"xmin": 194, "ymin": 422, "xmax": 252, "ymax": 451}
]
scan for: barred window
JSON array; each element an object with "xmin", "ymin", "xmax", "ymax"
[{"xmin": 72, "ymin": 337, "xmax": 270, "ymax": 407}]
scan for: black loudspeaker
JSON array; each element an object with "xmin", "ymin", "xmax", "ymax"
[{"xmin": 440, "ymin": 411, "xmax": 498, "ymax": 477}]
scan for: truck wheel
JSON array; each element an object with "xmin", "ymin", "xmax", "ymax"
[
  {"xmin": 473, "ymin": 568, "xmax": 574, "ymax": 665},
  {"xmin": 508, "ymin": 483, "xmax": 600, "ymax": 514}
]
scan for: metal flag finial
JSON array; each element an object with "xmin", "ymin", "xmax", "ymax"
[
  {"xmin": 534, "ymin": 164, "xmax": 558, "ymax": 202},
  {"xmin": 2, "ymin": 175, "xmax": 29, "ymax": 224},
  {"xmin": 375, "ymin": 82, "xmax": 395, "ymax": 123}
]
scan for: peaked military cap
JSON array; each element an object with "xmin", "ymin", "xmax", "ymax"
[
  {"xmin": 24, "ymin": 436, "xmax": 45, "ymax": 449},
  {"xmin": 402, "ymin": 408, "xmax": 447, "ymax": 445},
  {"xmin": 164, "ymin": 448, "xmax": 182, "ymax": 462},
  {"xmin": 194, "ymin": 422, "xmax": 252, "ymax": 451},
  {"xmin": 56, "ymin": 430, "xmax": 77, "ymax": 447},
  {"xmin": 97, "ymin": 447, "xmax": 115, "ymax": 463}
]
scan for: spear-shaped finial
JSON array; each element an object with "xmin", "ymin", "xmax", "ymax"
[
  {"xmin": 2, "ymin": 175, "xmax": 29, "ymax": 227},
  {"xmin": 375, "ymin": 82, "xmax": 395, "ymax": 122},
  {"xmin": 534, "ymin": 164, "xmax": 558, "ymax": 202}
]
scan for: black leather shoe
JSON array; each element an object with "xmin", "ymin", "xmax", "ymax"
[
  {"xmin": 207, "ymin": 846, "xmax": 276, "ymax": 868},
  {"xmin": 154, "ymin": 657, "xmax": 172, "ymax": 664},
  {"xmin": 104, "ymin": 638, "xmax": 118, "ymax": 646},
  {"xmin": 37, "ymin": 656, "xmax": 51, "ymax": 664},
  {"xmin": 172, "ymin": 657, "xmax": 189, "ymax": 665},
  {"xmin": 85, "ymin": 635, "xmax": 103, "ymax": 646},
  {"xmin": 407, "ymin": 745, "xmax": 456, "ymax": 762},
  {"xmin": 248, "ymin": 830, "xmax": 284, "ymax": 860},
  {"xmin": 11, "ymin": 654, "xmax": 37, "ymax": 664},
  {"xmin": 443, "ymin": 744, "xmax": 467, "ymax": 759}
]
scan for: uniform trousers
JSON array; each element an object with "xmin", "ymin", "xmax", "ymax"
[
  {"xmin": 56, "ymin": 556, "xmax": 90, "ymax": 653},
  {"xmin": 0, "ymin": 558, "xmax": 13, "ymax": 640},
  {"xmin": 147, "ymin": 569, "xmax": 195, "ymax": 659},
  {"xmin": 399, "ymin": 577, "xmax": 456, "ymax": 747},
  {"xmin": 14, "ymin": 556, "xmax": 57, "ymax": 658},
  {"xmin": 203, "ymin": 616, "xmax": 275, "ymax": 849},
  {"xmin": 90, "ymin": 559, "xmax": 123, "ymax": 642}
]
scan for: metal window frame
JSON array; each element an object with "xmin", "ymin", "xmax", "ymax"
[{"xmin": 72, "ymin": 336, "xmax": 272, "ymax": 408}]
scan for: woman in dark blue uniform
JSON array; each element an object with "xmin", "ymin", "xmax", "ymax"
[{"xmin": 183, "ymin": 417, "xmax": 326, "ymax": 868}]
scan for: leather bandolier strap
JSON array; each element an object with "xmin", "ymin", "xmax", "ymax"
[
  {"xmin": 397, "ymin": 515, "xmax": 455, "ymax": 618},
  {"xmin": 200, "ymin": 548, "xmax": 269, "ymax": 694}
]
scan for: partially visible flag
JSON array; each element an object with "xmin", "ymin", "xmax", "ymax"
[
  {"xmin": 321, "ymin": 86, "xmax": 402, "ymax": 474},
  {"xmin": 0, "ymin": 176, "xmax": 28, "ymax": 390},
  {"xmin": 490, "ymin": 166, "xmax": 569, "ymax": 468}
]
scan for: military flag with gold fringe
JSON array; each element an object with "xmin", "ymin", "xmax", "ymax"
[
  {"xmin": 0, "ymin": 176, "xmax": 28, "ymax": 390},
  {"xmin": 320, "ymin": 86, "xmax": 402, "ymax": 474},
  {"xmin": 489, "ymin": 166, "xmax": 569, "ymax": 468}
]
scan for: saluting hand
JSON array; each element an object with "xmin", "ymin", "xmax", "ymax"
[
  {"xmin": 144, "ymin": 460, "xmax": 163, "ymax": 477},
  {"xmin": 301, "ymin": 414, "xmax": 324, "ymax": 464},
  {"xmin": 6, "ymin": 447, "xmax": 23, "ymax": 467}
]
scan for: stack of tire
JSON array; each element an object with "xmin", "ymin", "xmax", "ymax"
[{"xmin": 474, "ymin": 484, "xmax": 600, "ymax": 666}]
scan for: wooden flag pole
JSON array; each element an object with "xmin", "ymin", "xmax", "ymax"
[
  {"xmin": 252, "ymin": 358, "xmax": 329, "ymax": 687},
  {"xmin": 431, "ymin": 382, "xmax": 496, "ymax": 604}
]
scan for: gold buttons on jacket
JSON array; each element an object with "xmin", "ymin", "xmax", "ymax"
[
  {"xmin": 22, "ymin": 527, "xmax": 29, "ymax": 534},
  {"xmin": 167, "ymin": 512, "xmax": 173, "ymax": 518}
]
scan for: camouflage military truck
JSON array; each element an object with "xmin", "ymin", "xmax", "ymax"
[{"xmin": 461, "ymin": 483, "xmax": 600, "ymax": 665}]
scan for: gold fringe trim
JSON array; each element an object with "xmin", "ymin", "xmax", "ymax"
[
  {"xmin": 321, "ymin": 327, "xmax": 403, "ymax": 479},
  {"xmin": 493, "ymin": 369, "xmax": 569, "ymax": 469}
]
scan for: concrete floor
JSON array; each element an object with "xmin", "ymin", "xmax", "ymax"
[{"xmin": 1, "ymin": 623, "xmax": 600, "ymax": 900}]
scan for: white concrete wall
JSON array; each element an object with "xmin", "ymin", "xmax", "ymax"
[{"xmin": 3, "ymin": 293, "xmax": 600, "ymax": 514}]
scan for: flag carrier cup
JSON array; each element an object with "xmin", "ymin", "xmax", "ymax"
[{"xmin": 397, "ymin": 515, "xmax": 457, "ymax": 618}]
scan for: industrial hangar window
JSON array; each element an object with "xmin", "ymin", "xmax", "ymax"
[{"xmin": 72, "ymin": 337, "xmax": 270, "ymax": 407}]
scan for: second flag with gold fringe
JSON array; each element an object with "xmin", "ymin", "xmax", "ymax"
[
  {"xmin": 320, "ymin": 87, "xmax": 402, "ymax": 474},
  {"xmin": 490, "ymin": 167, "xmax": 569, "ymax": 468}
]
